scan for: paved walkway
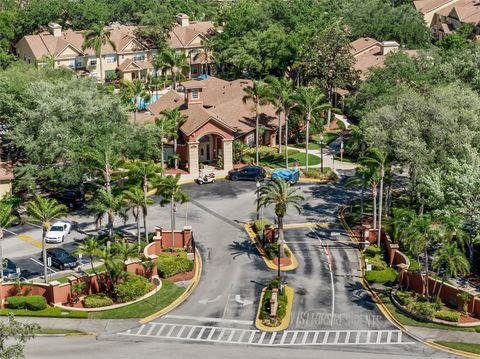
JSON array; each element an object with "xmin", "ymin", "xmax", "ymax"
[
  {"xmin": 407, "ymin": 326, "xmax": 480, "ymax": 343},
  {"xmin": 1, "ymin": 316, "xmax": 139, "ymax": 334}
]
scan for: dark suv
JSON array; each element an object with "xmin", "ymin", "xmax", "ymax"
[
  {"xmin": 228, "ymin": 165, "xmax": 266, "ymax": 181},
  {"xmin": 51, "ymin": 190, "xmax": 84, "ymax": 209},
  {"xmin": 43, "ymin": 248, "xmax": 79, "ymax": 270}
]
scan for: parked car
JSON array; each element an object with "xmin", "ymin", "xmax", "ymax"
[
  {"xmin": 228, "ymin": 165, "xmax": 266, "ymax": 181},
  {"xmin": 271, "ymin": 168, "xmax": 300, "ymax": 185},
  {"xmin": 2, "ymin": 258, "xmax": 20, "ymax": 280},
  {"xmin": 51, "ymin": 190, "xmax": 84, "ymax": 209},
  {"xmin": 44, "ymin": 248, "xmax": 79, "ymax": 270},
  {"xmin": 45, "ymin": 221, "xmax": 71, "ymax": 243}
]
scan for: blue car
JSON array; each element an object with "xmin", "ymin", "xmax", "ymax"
[{"xmin": 271, "ymin": 168, "xmax": 300, "ymax": 185}]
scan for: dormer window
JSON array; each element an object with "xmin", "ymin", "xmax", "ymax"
[{"xmin": 192, "ymin": 89, "xmax": 199, "ymax": 100}]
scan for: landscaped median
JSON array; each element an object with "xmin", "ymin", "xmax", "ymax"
[
  {"xmin": 244, "ymin": 222, "xmax": 298, "ymax": 271},
  {"xmin": 255, "ymin": 280, "xmax": 294, "ymax": 332}
]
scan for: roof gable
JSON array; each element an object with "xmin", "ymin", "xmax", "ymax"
[{"xmin": 56, "ymin": 43, "xmax": 83, "ymax": 58}]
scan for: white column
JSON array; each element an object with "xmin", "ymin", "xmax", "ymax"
[
  {"xmin": 188, "ymin": 142, "xmax": 199, "ymax": 175},
  {"xmin": 223, "ymin": 139, "xmax": 233, "ymax": 171}
]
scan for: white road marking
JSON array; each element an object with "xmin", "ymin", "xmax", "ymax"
[
  {"xmin": 234, "ymin": 294, "xmax": 253, "ymax": 306},
  {"xmin": 164, "ymin": 314, "xmax": 253, "ymax": 325},
  {"xmin": 120, "ymin": 324, "xmax": 414, "ymax": 346},
  {"xmin": 29, "ymin": 258, "xmax": 57, "ymax": 273},
  {"xmin": 198, "ymin": 295, "xmax": 222, "ymax": 304}
]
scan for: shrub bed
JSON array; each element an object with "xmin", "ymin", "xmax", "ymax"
[
  {"xmin": 157, "ymin": 252, "xmax": 194, "ymax": 278},
  {"xmin": 260, "ymin": 278, "xmax": 288, "ymax": 326},
  {"xmin": 264, "ymin": 243, "xmax": 291, "ymax": 260},
  {"xmin": 8, "ymin": 295, "xmax": 47, "ymax": 311},
  {"xmin": 301, "ymin": 168, "xmax": 338, "ymax": 180},
  {"xmin": 114, "ymin": 274, "xmax": 154, "ymax": 303},
  {"xmin": 435, "ymin": 310, "xmax": 460, "ymax": 323},
  {"xmin": 83, "ymin": 293, "xmax": 114, "ymax": 308},
  {"xmin": 253, "ymin": 219, "xmax": 272, "ymax": 234}
]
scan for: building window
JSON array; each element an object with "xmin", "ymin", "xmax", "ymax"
[
  {"xmin": 246, "ymin": 133, "xmax": 254, "ymax": 147},
  {"xmin": 57, "ymin": 60, "xmax": 60, "ymax": 65},
  {"xmin": 75, "ymin": 58, "xmax": 83, "ymax": 68},
  {"xmin": 191, "ymin": 89, "xmax": 199, "ymax": 100},
  {"xmin": 90, "ymin": 57, "xmax": 97, "ymax": 66},
  {"xmin": 192, "ymin": 66, "xmax": 199, "ymax": 75},
  {"xmin": 133, "ymin": 52, "xmax": 145, "ymax": 61},
  {"xmin": 69, "ymin": 59, "xmax": 76, "ymax": 68},
  {"xmin": 106, "ymin": 55, "xmax": 116, "ymax": 63}
]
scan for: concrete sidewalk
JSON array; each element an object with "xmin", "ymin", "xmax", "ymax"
[
  {"xmin": 407, "ymin": 325, "xmax": 480, "ymax": 343},
  {"xmin": 1, "ymin": 316, "xmax": 139, "ymax": 334}
]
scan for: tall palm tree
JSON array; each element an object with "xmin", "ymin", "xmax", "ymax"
[
  {"xmin": 119, "ymin": 80, "xmax": 151, "ymax": 123},
  {"xmin": 294, "ymin": 87, "xmax": 331, "ymax": 171},
  {"xmin": 256, "ymin": 179, "xmax": 304, "ymax": 281},
  {"xmin": 82, "ymin": 24, "xmax": 117, "ymax": 82},
  {"xmin": 74, "ymin": 236, "xmax": 102, "ymax": 276},
  {"xmin": 26, "ymin": 196, "xmax": 68, "ymax": 283},
  {"xmin": 432, "ymin": 243, "xmax": 470, "ymax": 300},
  {"xmin": 112, "ymin": 239, "xmax": 139, "ymax": 262},
  {"xmin": 0, "ymin": 204, "xmax": 16, "ymax": 281},
  {"xmin": 154, "ymin": 174, "xmax": 189, "ymax": 251},
  {"xmin": 98, "ymin": 247, "xmax": 124, "ymax": 291},
  {"xmin": 155, "ymin": 115, "xmax": 177, "ymax": 173},
  {"xmin": 125, "ymin": 160, "xmax": 161, "ymax": 241},
  {"xmin": 345, "ymin": 166, "xmax": 373, "ymax": 224},
  {"xmin": 360, "ymin": 148, "xmax": 388, "ymax": 246},
  {"xmin": 194, "ymin": 39, "xmax": 214, "ymax": 76},
  {"xmin": 84, "ymin": 142, "xmax": 122, "ymax": 194},
  {"xmin": 243, "ymin": 80, "xmax": 269, "ymax": 166},
  {"xmin": 160, "ymin": 108, "xmax": 188, "ymax": 169},
  {"xmin": 265, "ymin": 76, "xmax": 295, "ymax": 155},
  {"xmin": 159, "ymin": 48, "xmax": 189, "ymax": 90},
  {"xmin": 89, "ymin": 190, "xmax": 127, "ymax": 243},
  {"xmin": 123, "ymin": 186, "xmax": 153, "ymax": 252}
]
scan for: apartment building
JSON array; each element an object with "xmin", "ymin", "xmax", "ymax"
[{"xmin": 15, "ymin": 14, "xmax": 216, "ymax": 81}]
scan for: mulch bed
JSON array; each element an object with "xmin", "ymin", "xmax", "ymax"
[{"xmin": 272, "ymin": 256, "xmax": 292, "ymax": 267}]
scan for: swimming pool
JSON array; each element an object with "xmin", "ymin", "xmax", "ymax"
[{"xmin": 135, "ymin": 93, "xmax": 162, "ymax": 110}]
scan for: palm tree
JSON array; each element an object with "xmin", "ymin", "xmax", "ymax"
[
  {"xmin": 360, "ymin": 148, "xmax": 388, "ymax": 246},
  {"xmin": 160, "ymin": 108, "xmax": 188, "ymax": 169},
  {"xmin": 294, "ymin": 87, "xmax": 331, "ymax": 171},
  {"xmin": 26, "ymin": 196, "xmax": 68, "ymax": 283},
  {"xmin": 74, "ymin": 236, "xmax": 102, "ymax": 276},
  {"xmin": 194, "ymin": 39, "xmax": 214, "ymax": 76},
  {"xmin": 89, "ymin": 190, "xmax": 127, "ymax": 243},
  {"xmin": 159, "ymin": 48, "xmax": 189, "ymax": 90},
  {"xmin": 265, "ymin": 76, "xmax": 295, "ymax": 155},
  {"xmin": 0, "ymin": 204, "xmax": 16, "ymax": 281},
  {"xmin": 243, "ymin": 80, "xmax": 269, "ymax": 166},
  {"xmin": 123, "ymin": 186, "xmax": 153, "ymax": 252},
  {"xmin": 155, "ymin": 115, "xmax": 176, "ymax": 173},
  {"xmin": 345, "ymin": 166, "xmax": 373, "ymax": 224},
  {"xmin": 154, "ymin": 174, "xmax": 189, "ymax": 251},
  {"xmin": 432, "ymin": 243, "xmax": 470, "ymax": 300},
  {"xmin": 256, "ymin": 179, "xmax": 305, "ymax": 281},
  {"xmin": 82, "ymin": 24, "xmax": 117, "ymax": 82},
  {"xmin": 98, "ymin": 247, "xmax": 124, "ymax": 291},
  {"xmin": 84, "ymin": 142, "xmax": 122, "ymax": 194},
  {"xmin": 119, "ymin": 80, "xmax": 151, "ymax": 123},
  {"xmin": 112, "ymin": 239, "xmax": 138, "ymax": 262},
  {"xmin": 125, "ymin": 160, "xmax": 160, "ymax": 241}
]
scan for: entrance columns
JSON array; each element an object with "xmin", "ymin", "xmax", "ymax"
[
  {"xmin": 188, "ymin": 142, "xmax": 199, "ymax": 175},
  {"xmin": 223, "ymin": 139, "xmax": 233, "ymax": 171}
]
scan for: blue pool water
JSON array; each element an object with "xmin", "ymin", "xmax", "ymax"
[{"xmin": 135, "ymin": 93, "xmax": 162, "ymax": 110}]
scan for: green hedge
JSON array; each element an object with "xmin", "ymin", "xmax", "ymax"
[
  {"xmin": 114, "ymin": 274, "xmax": 154, "ymax": 303},
  {"xmin": 301, "ymin": 168, "xmax": 338, "ymax": 180},
  {"xmin": 261, "ymin": 287, "xmax": 288, "ymax": 321},
  {"xmin": 7, "ymin": 295, "xmax": 47, "ymax": 311},
  {"xmin": 264, "ymin": 243, "xmax": 291, "ymax": 260},
  {"xmin": 253, "ymin": 219, "xmax": 272, "ymax": 233},
  {"xmin": 435, "ymin": 310, "xmax": 460, "ymax": 323},
  {"xmin": 365, "ymin": 268, "xmax": 397, "ymax": 284},
  {"xmin": 83, "ymin": 294, "xmax": 114, "ymax": 308},
  {"xmin": 157, "ymin": 252, "xmax": 194, "ymax": 278}
]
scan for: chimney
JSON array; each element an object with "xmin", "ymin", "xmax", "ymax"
[
  {"xmin": 380, "ymin": 41, "xmax": 400, "ymax": 55},
  {"xmin": 176, "ymin": 13, "xmax": 190, "ymax": 27},
  {"xmin": 48, "ymin": 22, "xmax": 62, "ymax": 37}
]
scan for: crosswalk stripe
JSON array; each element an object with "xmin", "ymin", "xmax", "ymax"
[{"xmin": 119, "ymin": 323, "xmax": 414, "ymax": 346}]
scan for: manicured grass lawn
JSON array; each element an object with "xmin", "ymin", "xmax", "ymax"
[
  {"xmin": 435, "ymin": 341, "xmax": 480, "ymax": 354},
  {"xmin": 333, "ymin": 153, "xmax": 357, "ymax": 163},
  {"xmin": 312, "ymin": 132, "xmax": 340, "ymax": 145},
  {"xmin": 34, "ymin": 328, "xmax": 85, "ymax": 335},
  {"xmin": 375, "ymin": 289, "xmax": 480, "ymax": 332},
  {"xmin": 0, "ymin": 306, "xmax": 88, "ymax": 319},
  {"xmin": 260, "ymin": 151, "xmax": 321, "ymax": 169},
  {"xmin": 88, "ymin": 279, "xmax": 184, "ymax": 319},
  {"xmin": 293, "ymin": 142, "xmax": 321, "ymax": 150}
]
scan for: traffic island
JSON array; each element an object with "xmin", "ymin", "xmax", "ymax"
[
  {"xmin": 255, "ymin": 283, "xmax": 294, "ymax": 332},
  {"xmin": 244, "ymin": 223, "xmax": 298, "ymax": 271}
]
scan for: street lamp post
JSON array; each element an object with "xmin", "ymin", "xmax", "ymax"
[
  {"xmin": 320, "ymin": 135, "xmax": 324, "ymax": 173},
  {"xmin": 340, "ymin": 137, "xmax": 344, "ymax": 162},
  {"xmin": 256, "ymin": 181, "xmax": 260, "ymax": 220}
]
